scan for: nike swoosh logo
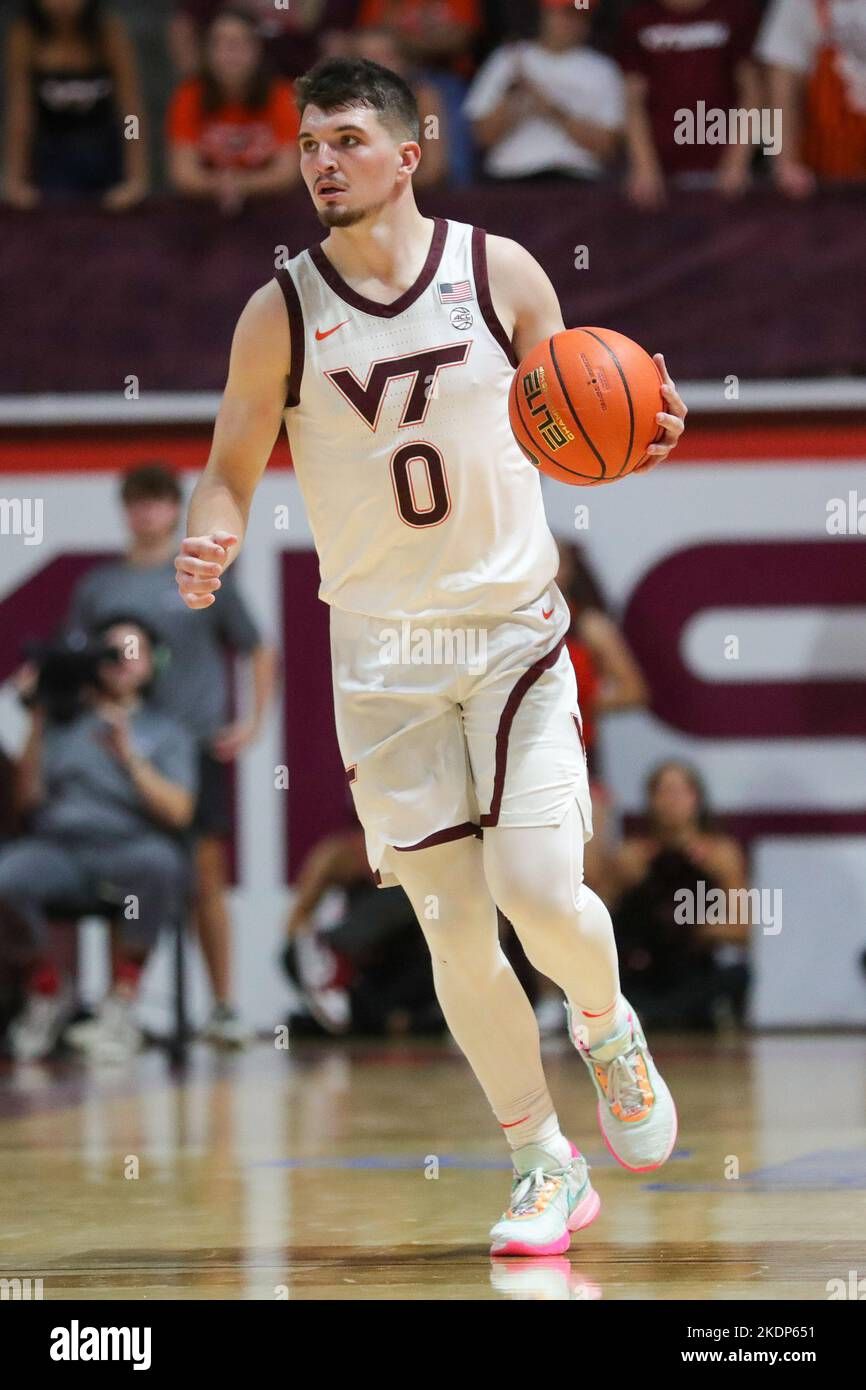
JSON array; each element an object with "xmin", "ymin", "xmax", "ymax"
[
  {"xmin": 315, "ymin": 320, "xmax": 349, "ymax": 341},
  {"xmin": 542, "ymin": 607, "xmax": 554, "ymax": 619}
]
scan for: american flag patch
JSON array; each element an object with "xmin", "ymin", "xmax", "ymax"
[{"xmin": 437, "ymin": 279, "xmax": 473, "ymax": 304}]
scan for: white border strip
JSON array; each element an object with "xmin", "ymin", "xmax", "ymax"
[
  {"xmin": 1, "ymin": 379, "xmax": 865, "ymax": 426},
  {"xmin": 0, "ymin": 393, "xmax": 223, "ymax": 426}
]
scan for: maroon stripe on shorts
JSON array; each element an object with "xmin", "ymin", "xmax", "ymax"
[
  {"xmin": 393, "ymin": 821, "xmax": 482, "ymax": 852},
  {"xmin": 471, "ymin": 226, "xmax": 519, "ymax": 368},
  {"xmin": 346, "ymin": 763, "xmax": 357, "ymax": 784},
  {"xmin": 480, "ymin": 636, "xmax": 566, "ymax": 828},
  {"xmin": 275, "ymin": 268, "xmax": 305, "ymax": 407},
  {"xmin": 572, "ymin": 714, "xmax": 587, "ymax": 762}
]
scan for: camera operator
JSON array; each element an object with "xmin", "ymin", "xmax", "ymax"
[{"xmin": 0, "ymin": 615, "xmax": 197, "ymax": 1063}]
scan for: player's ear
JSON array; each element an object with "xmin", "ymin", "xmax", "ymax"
[{"xmin": 397, "ymin": 140, "xmax": 421, "ymax": 178}]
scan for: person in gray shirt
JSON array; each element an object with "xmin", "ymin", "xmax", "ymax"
[
  {"xmin": 1, "ymin": 617, "xmax": 197, "ymax": 1062},
  {"xmin": 68, "ymin": 463, "xmax": 277, "ymax": 1045}
]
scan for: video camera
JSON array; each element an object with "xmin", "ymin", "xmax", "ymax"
[{"xmin": 21, "ymin": 634, "xmax": 121, "ymax": 724}]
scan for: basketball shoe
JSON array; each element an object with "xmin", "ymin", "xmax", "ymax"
[
  {"xmin": 566, "ymin": 996, "xmax": 677, "ymax": 1172},
  {"xmin": 489, "ymin": 1142, "xmax": 601, "ymax": 1257}
]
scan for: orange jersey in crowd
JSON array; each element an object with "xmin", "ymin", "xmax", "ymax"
[
  {"xmin": 566, "ymin": 635, "xmax": 600, "ymax": 753},
  {"xmin": 167, "ymin": 77, "xmax": 299, "ymax": 170},
  {"xmin": 356, "ymin": 0, "xmax": 480, "ymax": 74},
  {"xmin": 803, "ymin": 0, "xmax": 866, "ymax": 178}
]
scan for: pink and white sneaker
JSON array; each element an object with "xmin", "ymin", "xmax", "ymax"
[
  {"xmin": 489, "ymin": 1142, "xmax": 601, "ymax": 1258},
  {"xmin": 566, "ymin": 996, "xmax": 678, "ymax": 1172}
]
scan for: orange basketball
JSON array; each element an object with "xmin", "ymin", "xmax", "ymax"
[{"xmin": 508, "ymin": 327, "xmax": 665, "ymax": 486}]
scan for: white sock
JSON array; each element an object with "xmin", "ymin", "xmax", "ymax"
[
  {"xmin": 508, "ymin": 1113, "xmax": 573, "ymax": 1174},
  {"xmin": 569, "ymin": 993, "xmax": 630, "ymax": 1051}
]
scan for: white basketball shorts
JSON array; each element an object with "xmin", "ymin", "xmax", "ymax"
[{"xmin": 329, "ymin": 583, "xmax": 593, "ymax": 888}]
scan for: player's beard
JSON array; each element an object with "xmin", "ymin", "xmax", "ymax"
[{"xmin": 316, "ymin": 195, "xmax": 388, "ymax": 229}]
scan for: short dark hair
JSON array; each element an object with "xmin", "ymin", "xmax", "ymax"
[
  {"xmin": 120, "ymin": 462, "xmax": 182, "ymax": 506},
  {"xmin": 90, "ymin": 613, "xmax": 167, "ymax": 697},
  {"xmin": 296, "ymin": 57, "xmax": 420, "ymax": 143}
]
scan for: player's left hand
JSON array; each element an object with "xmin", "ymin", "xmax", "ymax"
[{"xmin": 633, "ymin": 354, "xmax": 687, "ymax": 473}]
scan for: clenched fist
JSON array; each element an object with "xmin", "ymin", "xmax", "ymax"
[{"xmin": 174, "ymin": 531, "xmax": 238, "ymax": 610}]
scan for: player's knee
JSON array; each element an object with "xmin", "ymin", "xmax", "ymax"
[{"xmin": 412, "ymin": 895, "xmax": 496, "ymax": 972}]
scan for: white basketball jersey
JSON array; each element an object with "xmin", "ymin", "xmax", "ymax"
[{"xmin": 276, "ymin": 216, "xmax": 558, "ymax": 619}]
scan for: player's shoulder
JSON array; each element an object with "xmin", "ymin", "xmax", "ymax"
[
  {"xmin": 483, "ymin": 232, "xmax": 544, "ymax": 277},
  {"xmin": 239, "ymin": 277, "xmax": 293, "ymax": 335},
  {"xmin": 482, "ymin": 232, "xmax": 556, "ymax": 309},
  {"xmin": 224, "ymin": 278, "xmax": 292, "ymax": 385}
]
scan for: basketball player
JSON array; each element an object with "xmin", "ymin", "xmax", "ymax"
[{"xmin": 175, "ymin": 58, "xmax": 687, "ymax": 1257}]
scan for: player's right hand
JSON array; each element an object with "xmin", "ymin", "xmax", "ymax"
[{"xmin": 174, "ymin": 532, "xmax": 238, "ymax": 610}]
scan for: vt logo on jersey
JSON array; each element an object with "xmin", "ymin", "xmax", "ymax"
[{"xmin": 325, "ymin": 342, "xmax": 472, "ymax": 430}]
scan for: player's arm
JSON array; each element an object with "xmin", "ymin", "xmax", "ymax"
[
  {"xmin": 177, "ymin": 281, "xmax": 289, "ymax": 610},
  {"xmin": 486, "ymin": 234, "xmax": 687, "ymax": 468}
]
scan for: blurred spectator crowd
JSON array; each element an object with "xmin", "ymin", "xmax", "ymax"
[{"xmin": 2, "ymin": 0, "xmax": 866, "ymax": 216}]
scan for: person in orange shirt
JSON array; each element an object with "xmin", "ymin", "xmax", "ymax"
[
  {"xmin": 356, "ymin": 0, "xmax": 481, "ymax": 77},
  {"xmin": 757, "ymin": 0, "xmax": 866, "ymax": 196},
  {"xmin": 167, "ymin": 5, "xmax": 299, "ymax": 214}
]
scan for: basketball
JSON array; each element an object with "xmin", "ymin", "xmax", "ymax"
[{"xmin": 508, "ymin": 327, "xmax": 666, "ymax": 486}]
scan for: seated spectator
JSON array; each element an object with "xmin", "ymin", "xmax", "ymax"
[
  {"xmin": 610, "ymin": 760, "xmax": 751, "ymax": 1031},
  {"xmin": 0, "ymin": 617, "xmax": 197, "ymax": 1063},
  {"xmin": 354, "ymin": 26, "xmax": 448, "ymax": 185},
  {"xmin": 756, "ymin": 0, "xmax": 866, "ymax": 196},
  {"xmin": 619, "ymin": 0, "xmax": 762, "ymax": 207},
  {"xmin": 464, "ymin": 0, "xmax": 624, "ymax": 181},
  {"xmin": 167, "ymin": 6, "xmax": 300, "ymax": 213},
  {"xmin": 557, "ymin": 542, "xmax": 648, "ymax": 900},
  {"xmin": 3, "ymin": 0, "xmax": 149, "ymax": 210},
  {"xmin": 169, "ymin": 0, "xmax": 361, "ymax": 81},
  {"xmin": 67, "ymin": 461, "xmax": 276, "ymax": 1049},
  {"xmin": 281, "ymin": 825, "xmax": 444, "ymax": 1036},
  {"xmin": 356, "ymin": 0, "xmax": 481, "ymax": 78}
]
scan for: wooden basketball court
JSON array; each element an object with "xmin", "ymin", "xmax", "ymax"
[{"xmin": 1, "ymin": 1032, "xmax": 863, "ymax": 1300}]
